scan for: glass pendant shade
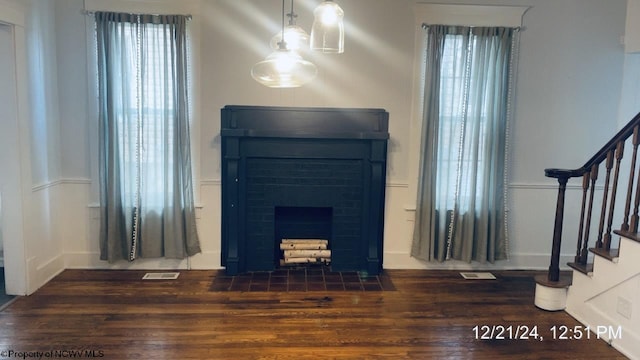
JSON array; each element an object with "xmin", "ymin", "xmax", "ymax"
[
  {"xmin": 310, "ymin": 0, "xmax": 344, "ymax": 53},
  {"xmin": 251, "ymin": 48, "xmax": 317, "ymax": 88},
  {"xmin": 270, "ymin": 25, "xmax": 310, "ymax": 51}
]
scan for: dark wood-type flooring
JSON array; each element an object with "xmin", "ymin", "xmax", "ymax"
[{"xmin": 0, "ymin": 269, "xmax": 626, "ymax": 359}]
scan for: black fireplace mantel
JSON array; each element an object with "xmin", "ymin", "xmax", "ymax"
[{"xmin": 220, "ymin": 105, "xmax": 389, "ymax": 275}]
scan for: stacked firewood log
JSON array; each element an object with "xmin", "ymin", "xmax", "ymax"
[{"xmin": 279, "ymin": 239, "xmax": 331, "ymax": 266}]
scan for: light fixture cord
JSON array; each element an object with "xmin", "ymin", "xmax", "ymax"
[
  {"xmin": 279, "ymin": 0, "xmax": 286, "ymax": 49},
  {"xmin": 288, "ymin": 0, "xmax": 297, "ymax": 25}
]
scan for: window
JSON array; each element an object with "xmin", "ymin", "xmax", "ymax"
[
  {"xmin": 95, "ymin": 12, "xmax": 200, "ymax": 262},
  {"xmin": 411, "ymin": 22, "xmax": 521, "ymax": 263},
  {"xmin": 115, "ymin": 22, "xmax": 177, "ymax": 208}
]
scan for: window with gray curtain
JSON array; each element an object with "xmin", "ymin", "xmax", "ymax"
[
  {"xmin": 411, "ymin": 25, "xmax": 519, "ymax": 263},
  {"xmin": 95, "ymin": 12, "xmax": 201, "ymax": 262}
]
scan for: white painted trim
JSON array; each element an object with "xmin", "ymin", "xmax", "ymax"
[
  {"xmin": 386, "ymin": 182, "xmax": 409, "ymax": 188},
  {"xmin": 64, "ymin": 251, "xmax": 221, "ymax": 270},
  {"xmin": 414, "ymin": 3, "xmax": 530, "ymax": 28},
  {"xmin": 508, "ymin": 182, "xmax": 607, "ymax": 191},
  {"xmin": 200, "ymin": 179, "xmax": 221, "ymax": 186},
  {"xmin": 61, "ymin": 178, "xmax": 92, "ymax": 185},
  {"xmin": 0, "ymin": 2, "xmax": 30, "ymax": 296},
  {"xmin": 383, "ymin": 251, "xmax": 574, "ymax": 271},
  {"xmin": 28, "ymin": 254, "xmax": 65, "ymax": 294},
  {"xmin": 32, "ymin": 178, "xmax": 92, "ymax": 192},
  {"xmin": 32, "ymin": 179, "xmax": 63, "ymax": 192}
]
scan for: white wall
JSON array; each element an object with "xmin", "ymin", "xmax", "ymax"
[
  {"xmin": 49, "ymin": 0, "xmax": 628, "ymax": 271},
  {"xmin": 0, "ymin": 22, "xmax": 17, "ymax": 269},
  {"xmin": 0, "ymin": 0, "xmax": 61, "ymax": 295},
  {"xmin": 23, "ymin": 0, "xmax": 65, "ymax": 292}
]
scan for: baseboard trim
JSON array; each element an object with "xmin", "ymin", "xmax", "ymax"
[
  {"xmin": 63, "ymin": 251, "xmax": 570, "ymax": 271},
  {"xmin": 28, "ymin": 253, "xmax": 65, "ymax": 295},
  {"xmin": 64, "ymin": 251, "xmax": 221, "ymax": 270},
  {"xmin": 383, "ymin": 251, "xmax": 574, "ymax": 270}
]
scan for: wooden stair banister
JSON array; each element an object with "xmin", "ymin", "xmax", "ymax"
[{"xmin": 541, "ymin": 111, "xmax": 640, "ymax": 286}]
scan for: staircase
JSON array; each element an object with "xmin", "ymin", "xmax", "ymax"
[{"xmin": 535, "ymin": 112, "xmax": 640, "ymax": 360}]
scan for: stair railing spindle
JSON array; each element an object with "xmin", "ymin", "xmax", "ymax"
[
  {"xmin": 621, "ymin": 126, "xmax": 640, "ymax": 231},
  {"xmin": 538, "ymin": 111, "xmax": 640, "ymax": 292},
  {"xmin": 602, "ymin": 141, "xmax": 625, "ymax": 251},
  {"xmin": 596, "ymin": 150, "xmax": 615, "ymax": 249},
  {"xmin": 579, "ymin": 164, "xmax": 599, "ymax": 264},
  {"xmin": 575, "ymin": 172, "xmax": 590, "ymax": 264}
]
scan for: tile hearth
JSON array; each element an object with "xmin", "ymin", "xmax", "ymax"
[{"xmin": 209, "ymin": 265, "xmax": 395, "ymax": 292}]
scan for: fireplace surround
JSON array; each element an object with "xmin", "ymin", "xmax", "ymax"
[{"xmin": 220, "ymin": 105, "xmax": 389, "ymax": 275}]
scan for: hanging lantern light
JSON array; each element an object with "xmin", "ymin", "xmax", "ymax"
[
  {"xmin": 310, "ymin": 0, "xmax": 344, "ymax": 54},
  {"xmin": 251, "ymin": 46, "xmax": 317, "ymax": 88},
  {"xmin": 270, "ymin": 0, "xmax": 310, "ymax": 51},
  {"xmin": 252, "ymin": 0, "xmax": 317, "ymax": 88}
]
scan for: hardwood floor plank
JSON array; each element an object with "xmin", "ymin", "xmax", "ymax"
[{"xmin": 0, "ymin": 270, "xmax": 627, "ymax": 359}]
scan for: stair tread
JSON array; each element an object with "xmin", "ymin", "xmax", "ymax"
[
  {"xmin": 613, "ymin": 229, "xmax": 640, "ymax": 243},
  {"xmin": 589, "ymin": 247, "xmax": 619, "ymax": 260},
  {"xmin": 568, "ymin": 262, "xmax": 593, "ymax": 275}
]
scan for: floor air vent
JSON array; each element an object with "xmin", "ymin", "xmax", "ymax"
[
  {"xmin": 142, "ymin": 272, "xmax": 180, "ymax": 280},
  {"xmin": 460, "ymin": 272, "xmax": 496, "ymax": 280}
]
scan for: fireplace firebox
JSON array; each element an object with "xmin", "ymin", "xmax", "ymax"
[{"xmin": 220, "ymin": 105, "xmax": 389, "ymax": 275}]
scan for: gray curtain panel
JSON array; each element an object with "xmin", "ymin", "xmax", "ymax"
[
  {"xmin": 411, "ymin": 25, "xmax": 519, "ymax": 263},
  {"xmin": 96, "ymin": 12, "xmax": 201, "ymax": 262}
]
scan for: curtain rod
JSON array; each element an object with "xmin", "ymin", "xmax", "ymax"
[
  {"xmin": 82, "ymin": 10, "xmax": 192, "ymax": 20},
  {"xmin": 421, "ymin": 23, "xmax": 522, "ymax": 31}
]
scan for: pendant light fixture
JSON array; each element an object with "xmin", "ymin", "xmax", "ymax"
[
  {"xmin": 252, "ymin": 0, "xmax": 317, "ymax": 88},
  {"xmin": 310, "ymin": 0, "xmax": 344, "ymax": 54},
  {"xmin": 270, "ymin": 0, "xmax": 310, "ymax": 51}
]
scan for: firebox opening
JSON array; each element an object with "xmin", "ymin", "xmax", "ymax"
[{"xmin": 274, "ymin": 206, "xmax": 332, "ymax": 268}]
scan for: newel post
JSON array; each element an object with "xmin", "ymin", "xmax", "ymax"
[
  {"xmin": 534, "ymin": 169, "xmax": 573, "ymax": 311},
  {"xmin": 548, "ymin": 175, "xmax": 569, "ymax": 282}
]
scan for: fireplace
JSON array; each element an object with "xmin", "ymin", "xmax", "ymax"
[{"xmin": 220, "ymin": 105, "xmax": 389, "ymax": 275}]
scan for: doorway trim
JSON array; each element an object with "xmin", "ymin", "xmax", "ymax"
[{"xmin": 0, "ymin": 2, "xmax": 31, "ymax": 296}]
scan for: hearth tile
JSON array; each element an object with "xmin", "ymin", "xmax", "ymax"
[
  {"xmin": 229, "ymin": 281, "xmax": 250, "ymax": 292},
  {"xmin": 271, "ymin": 269, "xmax": 289, "ymax": 277},
  {"xmin": 289, "ymin": 269, "xmax": 306, "ymax": 276},
  {"xmin": 268, "ymin": 283, "xmax": 288, "ymax": 292},
  {"xmin": 362, "ymin": 282, "xmax": 383, "ymax": 291},
  {"xmin": 306, "ymin": 275, "xmax": 324, "ymax": 282},
  {"xmin": 306, "ymin": 283, "xmax": 327, "ymax": 291},
  {"xmin": 249, "ymin": 283, "xmax": 269, "ymax": 292},
  {"xmin": 251, "ymin": 272, "xmax": 271, "ymax": 280},
  {"xmin": 288, "ymin": 283, "xmax": 307, "ymax": 292},
  {"xmin": 269, "ymin": 276, "xmax": 287, "ymax": 284},
  {"xmin": 324, "ymin": 274, "xmax": 342, "ymax": 282},
  {"xmin": 306, "ymin": 268, "xmax": 324, "ymax": 276},
  {"xmin": 342, "ymin": 273, "xmax": 360, "ymax": 282},
  {"xmin": 344, "ymin": 282, "xmax": 363, "ymax": 291},
  {"xmin": 288, "ymin": 273, "xmax": 306, "ymax": 282},
  {"xmin": 325, "ymin": 283, "xmax": 345, "ymax": 291}
]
